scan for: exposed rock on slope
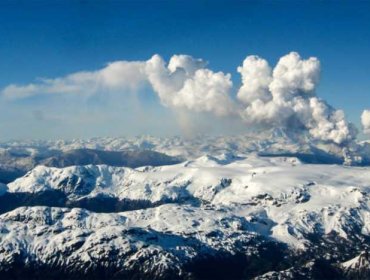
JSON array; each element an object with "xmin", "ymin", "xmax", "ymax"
[{"xmin": 341, "ymin": 251, "xmax": 370, "ymax": 279}]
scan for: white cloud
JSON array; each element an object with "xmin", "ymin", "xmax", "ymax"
[
  {"xmin": 307, "ymin": 98, "xmax": 356, "ymax": 144},
  {"xmin": 146, "ymin": 54, "xmax": 235, "ymax": 116},
  {"xmin": 362, "ymin": 110, "xmax": 370, "ymax": 134},
  {"xmin": 237, "ymin": 55, "xmax": 272, "ymax": 104},
  {"xmin": 2, "ymin": 84, "xmax": 41, "ymax": 99},
  {"xmin": 145, "ymin": 54, "xmax": 191, "ymax": 108},
  {"xmin": 2, "ymin": 60, "xmax": 147, "ymax": 99},
  {"xmin": 269, "ymin": 52, "xmax": 320, "ymax": 100},
  {"xmin": 167, "ymin": 54, "xmax": 207, "ymax": 75},
  {"xmin": 98, "ymin": 61, "xmax": 147, "ymax": 89},
  {"xmin": 237, "ymin": 52, "xmax": 355, "ymax": 145}
]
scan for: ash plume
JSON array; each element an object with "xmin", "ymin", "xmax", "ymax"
[{"xmin": 1, "ymin": 52, "xmax": 362, "ymax": 147}]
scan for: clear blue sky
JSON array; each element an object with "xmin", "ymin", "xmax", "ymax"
[{"xmin": 0, "ymin": 0, "xmax": 370, "ymax": 139}]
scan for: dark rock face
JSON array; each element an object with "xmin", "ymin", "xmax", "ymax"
[
  {"xmin": 341, "ymin": 251, "xmax": 370, "ymax": 280},
  {"xmin": 253, "ymin": 259, "xmax": 345, "ymax": 280},
  {"xmin": 0, "ymin": 169, "xmax": 24, "ymax": 184},
  {"xmin": 0, "ymin": 191, "xmax": 67, "ymax": 214},
  {"xmin": 0, "ymin": 241, "xmax": 367, "ymax": 280},
  {"xmin": 0, "ymin": 191, "xmax": 197, "ymax": 215}
]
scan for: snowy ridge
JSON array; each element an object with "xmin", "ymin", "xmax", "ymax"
[
  {"xmin": 5, "ymin": 154, "xmax": 370, "ymax": 248},
  {"xmin": 2, "ymin": 152, "xmax": 370, "ymax": 278},
  {"xmin": 0, "ymin": 205, "xmax": 272, "ymax": 279}
]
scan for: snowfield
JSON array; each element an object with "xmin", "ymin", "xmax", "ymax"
[
  {"xmin": 1, "ymin": 148, "xmax": 370, "ymax": 279},
  {"xmin": 5, "ymin": 154, "xmax": 370, "ymax": 248}
]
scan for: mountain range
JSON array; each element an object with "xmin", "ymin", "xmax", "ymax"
[{"xmin": 1, "ymin": 131, "xmax": 370, "ymax": 279}]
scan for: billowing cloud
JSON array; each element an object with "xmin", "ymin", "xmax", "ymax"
[
  {"xmin": 237, "ymin": 52, "xmax": 356, "ymax": 145},
  {"xmin": 362, "ymin": 110, "xmax": 370, "ymax": 134},
  {"xmin": 1, "ymin": 51, "xmax": 359, "ymax": 145},
  {"xmin": 269, "ymin": 52, "xmax": 320, "ymax": 100},
  {"xmin": 237, "ymin": 55, "xmax": 272, "ymax": 104},
  {"xmin": 146, "ymin": 54, "xmax": 235, "ymax": 116}
]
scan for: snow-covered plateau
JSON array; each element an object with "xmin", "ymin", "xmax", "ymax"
[{"xmin": 1, "ymin": 133, "xmax": 370, "ymax": 279}]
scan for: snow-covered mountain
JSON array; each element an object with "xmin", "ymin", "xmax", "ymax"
[
  {"xmin": 2, "ymin": 128, "xmax": 369, "ymax": 167},
  {"xmin": 0, "ymin": 148, "xmax": 181, "ymax": 184},
  {"xmin": 2, "ymin": 129, "xmax": 370, "ymax": 187},
  {"xmin": 1, "ymin": 152, "xmax": 370, "ymax": 279}
]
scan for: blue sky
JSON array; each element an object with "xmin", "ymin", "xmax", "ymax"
[{"xmin": 0, "ymin": 0, "xmax": 370, "ymax": 139}]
